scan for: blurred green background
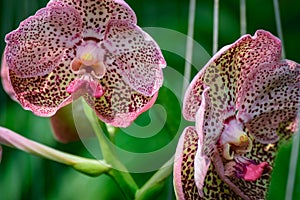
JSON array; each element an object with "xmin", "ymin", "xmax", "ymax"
[{"xmin": 0, "ymin": 0, "xmax": 299, "ymax": 199}]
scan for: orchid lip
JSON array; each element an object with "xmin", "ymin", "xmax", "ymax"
[
  {"xmin": 224, "ymin": 156, "xmax": 271, "ymax": 181},
  {"xmin": 67, "ymin": 40, "xmax": 108, "ymax": 97}
]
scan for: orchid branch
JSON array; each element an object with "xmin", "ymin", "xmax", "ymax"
[
  {"xmin": 79, "ymin": 99, "xmax": 138, "ymax": 200},
  {"xmin": 0, "ymin": 127, "xmax": 111, "ymax": 176},
  {"xmin": 135, "ymin": 159, "xmax": 173, "ymax": 200}
]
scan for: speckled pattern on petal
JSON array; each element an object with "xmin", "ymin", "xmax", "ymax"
[
  {"xmin": 49, "ymin": 0, "xmax": 136, "ymax": 39},
  {"xmin": 9, "ymin": 51, "xmax": 76, "ymax": 116},
  {"xmin": 173, "ymin": 126, "xmax": 202, "ymax": 200},
  {"xmin": 84, "ymin": 66, "xmax": 157, "ymax": 127},
  {"xmin": 183, "ymin": 30, "xmax": 300, "ymax": 155},
  {"xmin": 4, "ymin": 0, "xmax": 165, "ymax": 126},
  {"xmin": 174, "ymin": 128, "xmax": 273, "ymax": 200},
  {"xmin": 187, "ymin": 120, "xmax": 294, "ymax": 200},
  {"xmin": 183, "ymin": 70, "xmax": 206, "ymax": 121},
  {"xmin": 180, "ymin": 30, "xmax": 300, "ymax": 199},
  {"xmin": 5, "ymin": 5, "xmax": 82, "ymax": 78},
  {"xmin": 201, "ymin": 163, "xmax": 241, "ymax": 199},
  {"xmin": 226, "ymin": 120, "xmax": 296, "ymax": 200},
  {"xmin": 237, "ymin": 60, "xmax": 300, "ymax": 143},
  {"xmin": 195, "ymin": 88, "xmax": 230, "ymax": 157},
  {"xmin": 105, "ymin": 20, "xmax": 166, "ymax": 96},
  {"xmin": 183, "ymin": 30, "xmax": 282, "ymax": 122}
]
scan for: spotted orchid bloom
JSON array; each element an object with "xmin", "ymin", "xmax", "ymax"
[
  {"xmin": 3, "ymin": 0, "xmax": 166, "ymax": 127},
  {"xmin": 174, "ymin": 30, "xmax": 300, "ymax": 200}
]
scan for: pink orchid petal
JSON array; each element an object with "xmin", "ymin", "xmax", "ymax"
[
  {"xmin": 1, "ymin": 51, "xmax": 17, "ymax": 101},
  {"xmin": 194, "ymin": 141, "xmax": 211, "ymax": 198},
  {"xmin": 50, "ymin": 104, "xmax": 79, "ymax": 143},
  {"xmin": 173, "ymin": 126, "xmax": 202, "ymax": 200},
  {"xmin": 49, "ymin": 0, "xmax": 136, "ymax": 39},
  {"xmin": 107, "ymin": 92, "xmax": 158, "ymax": 127},
  {"xmin": 5, "ymin": 4, "xmax": 82, "ymax": 78},
  {"xmin": 104, "ymin": 20, "xmax": 166, "ymax": 96},
  {"xmin": 237, "ymin": 60, "xmax": 300, "ymax": 143},
  {"xmin": 195, "ymin": 87, "xmax": 231, "ymax": 157},
  {"xmin": 182, "ymin": 70, "xmax": 206, "ymax": 121},
  {"xmin": 183, "ymin": 30, "xmax": 282, "ymax": 122},
  {"xmin": 8, "ymin": 51, "xmax": 75, "ymax": 117},
  {"xmin": 236, "ymin": 30, "xmax": 281, "ymax": 91},
  {"xmin": 83, "ymin": 68, "xmax": 158, "ymax": 127}
]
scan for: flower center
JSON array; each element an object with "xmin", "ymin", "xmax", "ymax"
[
  {"xmin": 216, "ymin": 118, "xmax": 271, "ymax": 182},
  {"xmin": 71, "ymin": 41, "xmax": 106, "ymax": 78},
  {"xmin": 219, "ymin": 118, "xmax": 252, "ymax": 160},
  {"xmin": 67, "ymin": 41, "xmax": 106, "ymax": 98}
]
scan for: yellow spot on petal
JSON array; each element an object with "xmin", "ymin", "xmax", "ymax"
[
  {"xmin": 240, "ymin": 135, "xmax": 248, "ymax": 143},
  {"xmin": 81, "ymin": 53, "xmax": 94, "ymax": 62},
  {"xmin": 264, "ymin": 143, "xmax": 275, "ymax": 151}
]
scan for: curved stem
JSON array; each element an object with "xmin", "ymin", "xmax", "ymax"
[
  {"xmin": 135, "ymin": 159, "xmax": 173, "ymax": 200},
  {"xmin": 0, "ymin": 127, "xmax": 110, "ymax": 176},
  {"xmin": 79, "ymin": 99, "xmax": 138, "ymax": 200},
  {"xmin": 95, "ymin": 120, "xmax": 138, "ymax": 200}
]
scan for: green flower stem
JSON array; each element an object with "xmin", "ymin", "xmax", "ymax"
[
  {"xmin": 0, "ymin": 127, "xmax": 111, "ymax": 176},
  {"xmin": 106, "ymin": 124, "xmax": 118, "ymax": 143},
  {"xmin": 85, "ymin": 109, "xmax": 138, "ymax": 200},
  {"xmin": 135, "ymin": 159, "xmax": 173, "ymax": 200}
]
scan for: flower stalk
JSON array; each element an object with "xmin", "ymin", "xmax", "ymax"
[
  {"xmin": 0, "ymin": 126, "xmax": 111, "ymax": 176},
  {"xmin": 135, "ymin": 159, "xmax": 173, "ymax": 200},
  {"xmin": 79, "ymin": 99, "xmax": 138, "ymax": 200}
]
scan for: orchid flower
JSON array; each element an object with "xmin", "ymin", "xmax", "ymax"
[
  {"xmin": 3, "ymin": 0, "xmax": 166, "ymax": 127},
  {"xmin": 174, "ymin": 30, "xmax": 300, "ymax": 200}
]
